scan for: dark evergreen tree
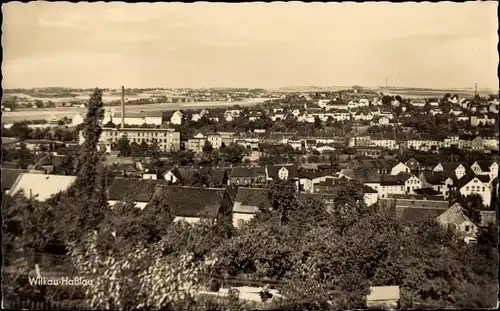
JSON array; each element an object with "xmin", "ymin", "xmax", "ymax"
[{"xmin": 55, "ymin": 89, "xmax": 108, "ymax": 243}]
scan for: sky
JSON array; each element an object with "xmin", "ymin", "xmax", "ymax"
[{"xmin": 2, "ymin": 1, "xmax": 499, "ymax": 90}]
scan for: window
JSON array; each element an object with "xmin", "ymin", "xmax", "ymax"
[
  {"xmin": 237, "ymin": 219, "xmax": 245, "ymax": 227},
  {"xmin": 482, "ymin": 187, "xmax": 485, "ymax": 192},
  {"xmin": 465, "ymin": 225, "xmax": 470, "ymax": 232},
  {"xmin": 466, "ymin": 186, "xmax": 469, "ymax": 191}
]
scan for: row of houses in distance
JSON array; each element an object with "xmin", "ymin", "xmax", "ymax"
[{"xmin": 349, "ymin": 134, "xmax": 499, "ymax": 152}]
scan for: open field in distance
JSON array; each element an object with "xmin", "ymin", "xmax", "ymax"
[{"xmin": 1, "ymin": 98, "xmax": 269, "ymax": 122}]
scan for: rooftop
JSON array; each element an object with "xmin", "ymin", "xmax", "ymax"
[{"xmin": 9, "ymin": 173, "xmax": 77, "ymax": 201}]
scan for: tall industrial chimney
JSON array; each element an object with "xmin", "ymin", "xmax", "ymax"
[{"xmin": 121, "ymin": 86, "xmax": 125, "ymax": 128}]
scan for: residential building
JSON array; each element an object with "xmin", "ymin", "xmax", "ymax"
[
  {"xmin": 481, "ymin": 137, "xmax": 499, "ymax": 151},
  {"xmin": 93, "ymin": 127, "xmax": 181, "ymax": 152},
  {"xmin": 103, "ymin": 111, "xmax": 164, "ymax": 126},
  {"xmin": 298, "ymin": 171, "xmax": 337, "ymax": 193},
  {"xmin": 170, "ymin": 110, "xmax": 183, "ymax": 125},
  {"xmin": 163, "ymin": 167, "xmax": 196, "ymax": 184},
  {"xmin": 458, "ymin": 175, "xmax": 493, "ymax": 207},
  {"xmin": 419, "ymin": 171, "xmax": 454, "ymax": 199},
  {"xmin": 206, "ymin": 133, "xmax": 223, "ymax": 149},
  {"xmin": 186, "ymin": 133, "xmax": 207, "ymax": 153},
  {"xmin": 151, "ymin": 185, "xmax": 233, "ymax": 224},
  {"xmin": 379, "ymin": 193, "xmax": 449, "ymax": 221},
  {"xmin": 266, "ymin": 165, "xmax": 299, "ymax": 181},
  {"xmin": 72, "ymin": 113, "xmax": 85, "ymax": 126},
  {"xmin": 107, "ymin": 177, "xmax": 159, "ymax": 209},
  {"xmin": 355, "ymin": 147, "xmax": 384, "ymax": 159},
  {"xmin": 229, "ymin": 167, "xmax": 267, "ymax": 185},
  {"xmin": 410, "ymin": 99, "xmax": 426, "ymax": 108},
  {"xmin": 471, "ymin": 160, "xmax": 499, "ymax": 180},
  {"xmin": 2, "ymin": 168, "xmax": 30, "ymax": 193},
  {"xmin": 232, "ymin": 187, "xmax": 270, "ymax": 227},
  {"xmin": 338, "ymin": 168, "xmax": 381, "ymax": 194},
  {"xmin": 390, "ymin": 162, "xmax": 411, "ymax": 175},
  {"xmin": 371, "ymin": 138, "xmax": 398, "ymax": 150},
  {"xmin": 363, "ymin": 185, "xmax": 379, "ymax": 206},
  {"xmin": 379, "ymin": 172, "xmax": 422, "ymax": 198},
  {"xmin": 470, "ymin": 114, "xmax": 496, "ymax": 126},
  {"xmin": 437, "ymin": 203, "xmax": 478, "ymax": 242},
  {"xmin": 433, "ymin": 162, "xmax": 468, "ymax": 180},
  {"xmin": 404, "ymin": 157, "xmax": 422, "ymax": 175},
  {"xmin": 314, "ymin": 178, "xmax": 340, "ymax": 194},
  {"xmin": 218, "ymin": 131, "xmax": 237, "ymax": 147}
]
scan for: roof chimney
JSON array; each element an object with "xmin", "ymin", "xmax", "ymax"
[{"xmin": 121, "ymin": 86, "xmax": 125, "ymax": 128}]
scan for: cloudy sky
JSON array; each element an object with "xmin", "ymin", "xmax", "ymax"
[{"xmin": 2, "ymin": 2, "xmax": 498, "ymax": 89}]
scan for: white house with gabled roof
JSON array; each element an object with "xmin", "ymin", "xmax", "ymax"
[
  {"xmin": 390, "ymin": 162, "xmax": 411, "ymax": 175},
  {"xmin": 459, "ymin": 175, "xmax": 493, "ymax": 207}
]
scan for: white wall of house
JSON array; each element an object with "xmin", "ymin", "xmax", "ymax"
[
  {"xmin": 459, "ymin": 178, "xmax": 492, "ymax": 207},
  {"xmin": 456, "ymin": 220, "xmax": 479, "ymax": 237},
  {"xmin": 164, "ymin": 171, "xmax": 178, "ymax": 183},
  {"xmin": 145, "ymin": 116, "xmax": 163, "ymax": 125},
  {"xmin": 278, "ymin": 167, "xmax": 289, "ymax": 180},
  {"xmin": 72, "ymin": 114, "xmax": 84, "ymax": 126},
  {"xmin": 379, "ymin": 185, "xmax": 405, "ymax": 198},
  {"xmin": 364, "ymin": 193, "xmax": 378, "ymax": 206},
  {"xmin": 142, "ymin": 174, "xmax": 157, "ymax": 180},
  {"xmin": 391, "ymin": 163, "xmax": 410, "ymax": 175},
  {"xmin": 405, "ymin": 176, "xmax": 423, "ymax": 194},
  {"xmin": 233, "ymin": 213, "xmax": 256, "ymax": 228},
  {"xmin": 170, "ymin": 112, "xmax": 183, "ymax": 125},
  {"xmin": 309, "ymin": 176, "xmax": 337, "ymax": 193}
]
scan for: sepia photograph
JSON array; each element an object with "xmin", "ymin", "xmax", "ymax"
[{"xmin": 1, "ymin": 1, "xmax": 499, "ymax": 310}]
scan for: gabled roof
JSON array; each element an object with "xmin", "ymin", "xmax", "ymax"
[
  {"xmin": 437, "ymin": 203, "xmax": 473, "ymax": 227},
  {"xmin": 166, "ymin": 167, "xmax": 197, "ymax": 183},
  {"xmin": 475, "ymin": 175, "xmax": 491, "ymax": 183},
  {"xmin": 233, "ymin": 187, "xmax": 270, "ymax": 213},
  {"xmin": 363, "ymin": 185, "xmax": 378, "ymax": 193},
  {"xmin": 298, "ymin": 171, "xmax": 335, "ymax": 180},
  {"xmin": 152, "ymin": 185, "xmax": 226, "ymax": 218},
  {"xmin": 210, "ymin": 168, "xmax": 229, "ymax": 184},
  {"xmin": 340, "ymin": 168, "xmax": 381, "ymax": 183},
  {"xmin": 475, "ymin": 160, "xmax": 496, "ymax": 172},
  {"xmin": 402, "ymin": 208, "xmax": 446, "ymax": 222},
  {"xmin": 9, "ymin": 173, "xmax": 77, "ymax": 201},
  {"xmin": 413, "ymin": 188, "xmax": 440, "ymax": 196},
  {"xmin": 404, "ymin": 157, "xmax": 420, "ymax": 165},
  {"xmin": 2, "ymin": 168, "xmax": 28, "ymax": 190},
  {"xmin": 440, "ymin": 162, "xmax": 469, "ymax": 172},
  {"xmin": 380, "ymin": 172, "xmax": 413, "ymax": 185},
  {"xmin": 107, "ymin": 177, "xmax": 159, "ymax": 202},
  {"xmin": 230, "ymin": 166, "xmax": 266, "ymax": 178},
  {"xmin": 420, "ymin": 171, "xmax": 449, "ymax": 185},
  {"xmin": 267, "ymin": 165, "xmax": 299, "ymax": 179}
]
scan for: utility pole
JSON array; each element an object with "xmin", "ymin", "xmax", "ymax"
[
  {"xmin": 385, "ymin": 77, "xmax": 388, "ymax": 89},
  {"xmin": 474, "ymin": 82, "xmax": 478, "ymax": 95}
]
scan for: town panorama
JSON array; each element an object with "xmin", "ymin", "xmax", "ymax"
[{"xmin": 2, "ymin": 2, "xmax": 498, "ymax": 310}]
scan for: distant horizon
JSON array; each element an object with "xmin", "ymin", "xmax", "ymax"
[{"xmin": 3, "ymin": 85, "xmax": 497, "ymax": 93}]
